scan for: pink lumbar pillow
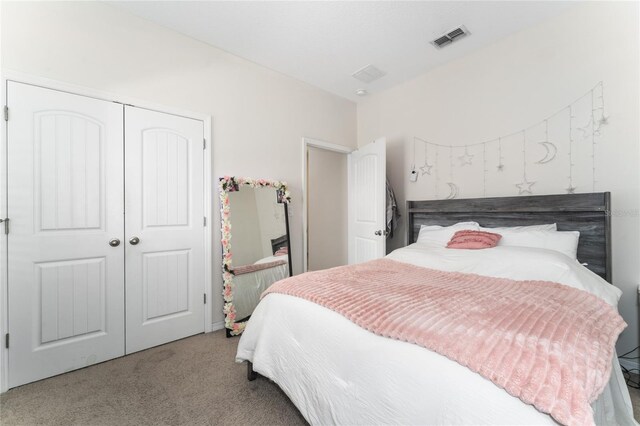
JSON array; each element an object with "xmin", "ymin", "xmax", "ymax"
[{"xmin": 446, "ymin": 230, "xmax": 502, "ymax": 250}]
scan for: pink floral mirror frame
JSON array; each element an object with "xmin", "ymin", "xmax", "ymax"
[{"xmin": 218, "ymin": 176, "xmax": 292, "ymax": 336}]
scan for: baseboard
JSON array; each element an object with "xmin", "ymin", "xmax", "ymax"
[
  {"xmin": 619, "ymin": 357, "xmax": 640, "ymax": 372},
  {"xmin": 211, "ymin": 321, "xmax": 225, "ymax": 332}
]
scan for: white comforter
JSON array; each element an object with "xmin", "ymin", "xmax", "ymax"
[
  {"xmin": 236, "ymin": 244, "xmax": 637, "ymax": 425},
  {"xmin": 233, "ymin": 255, "xmax": 289, "ymax": 319}
]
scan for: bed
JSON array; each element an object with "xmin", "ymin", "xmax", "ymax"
[
  {"xmin": 230, "ymin": 257, "xmax": 288, "ymax": 321},
  {"xmin": 236, "ymin": 193, "xmax": 637, "ymax": 425},
  {"xmin": 231, "ymin": 234, "xmax": 290, "ymax": 321}
]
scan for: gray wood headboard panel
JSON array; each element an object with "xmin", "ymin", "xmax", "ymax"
[
  {"xmin": 406, "ymin": 192, "xmax": 611, "ymax": 282},
  {"xmin": 270, "ymin": 234, "xmax": 288, "ymax": 255}
]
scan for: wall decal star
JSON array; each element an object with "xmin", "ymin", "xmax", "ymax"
[
  {"xmin": 420, "ymin": 163, "xmax": 433, "ymax": 176},
  {"xmin": 516, "ymin": 180, "xmax": 535, "ymax": 195},
  {"xmin": 459, "ymin": 152, "xmax": 473, "ymax": 166}
]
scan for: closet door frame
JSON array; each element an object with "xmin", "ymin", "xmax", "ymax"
[{"xmin": 0, "ymin": 71, "xmax": 213, "ymax": 393}]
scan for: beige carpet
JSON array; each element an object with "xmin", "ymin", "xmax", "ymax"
[
  {"xmin": 0, "ymin": 330, "xmax": 306, "ymax": 425},
  {"xmin": 2, "ymin": 331, "xmax": 639, "ymax": 425}
]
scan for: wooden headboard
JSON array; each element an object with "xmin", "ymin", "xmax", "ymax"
[
  {"xmin": 270, "ymin": 234, "xmax": 288, "ymax": 255},
  {"xmin": 406, "ymin": 192, "xmax": 611, "ymax": 282}
]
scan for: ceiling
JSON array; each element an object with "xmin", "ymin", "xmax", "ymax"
[{"xmin": 111, "ymin": 1, "xmax": 572, "ymax": 102}]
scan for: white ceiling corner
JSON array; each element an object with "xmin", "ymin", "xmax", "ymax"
[{"xmin": 109, "ymin": 1, "xmax": 573, "ymax": 102}]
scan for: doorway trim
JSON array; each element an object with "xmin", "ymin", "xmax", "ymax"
[
  {"xmin": 0, "ymin": 70, "xmax": 213, "ymax": 392},
  {"xmin": 301, "ymin": 137, "xmax": 352, "ymax": 273}
]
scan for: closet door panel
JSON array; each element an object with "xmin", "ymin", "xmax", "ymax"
[
  {"xmin": 7, "ymin": 82, "xmax": 125, "ymax": 388},
  {"xmin": 124, "ymin": 106, "xmax": 205, "ymax": 354}
]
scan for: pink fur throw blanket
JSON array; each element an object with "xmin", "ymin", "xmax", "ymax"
[
  {"xmin": 262, "ymin": 258, "xmax": 626, "ymax": 426},
  {"xmin": 233, "ymin": 260, "xmax": 287, "ymax": 276}
]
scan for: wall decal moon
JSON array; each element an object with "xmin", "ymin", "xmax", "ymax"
[
  {"xmin": 445, "ymin": 182, "xmax": 458, "ymax": 199},
  {"xmin": 536, "ymin": 141, "xmax": 557, "ymax": 164}
]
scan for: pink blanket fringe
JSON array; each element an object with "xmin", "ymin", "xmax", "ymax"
[{"xmin": 263, "ymin": 258, "xmax": 626, "ymax": 426}]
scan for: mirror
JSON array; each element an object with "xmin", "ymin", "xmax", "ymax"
[{"xmin": 219, "ymin": 177, "xmax": 292, "ymax": 336}]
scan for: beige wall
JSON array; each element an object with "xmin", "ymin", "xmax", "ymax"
[
  {"xmin": 307, "ymin": 147, "xmax": 348, "ymax": 271},
  {"xmin": 228, "ymin": 187, "xmax": 286, "ymax": 265},
  {"xmin": 358, "ymin": 2, "xmax": 640, "ymax": 355},
  {"xmin": 253, "ymin": 187, "xmax": 287, "ymax": 258},
  {"xmin": 227, "ymin": 189, "xmax": 263, "ymax": 266},
  {"xmin": 1, "ymin": 1, "xmax": 357, "ymax": 326}
]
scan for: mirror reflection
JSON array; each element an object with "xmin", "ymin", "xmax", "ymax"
[{"xmin": 225, "ymin": 185, "xmax": 292, "ymax": 331}]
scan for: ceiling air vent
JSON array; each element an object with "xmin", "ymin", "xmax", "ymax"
[
  {"xmin": 431, "ymin": 25, "xmax": 470, "ymax": 49},
  {"xmin": 352, "ymin": 64, "xmax": 386, "ymax": 84}
]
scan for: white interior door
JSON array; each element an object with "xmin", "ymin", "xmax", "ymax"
[
  {"xmin": 348, "ymin": 138, "xmax": 387, "ymax": 264},
  {"xmin": 124, "ymin": 106, "xmax": 205, "ymax": 354},
  {"xmin": 7, "ymin": 82, "xmax": 125, "ymax": 388}
]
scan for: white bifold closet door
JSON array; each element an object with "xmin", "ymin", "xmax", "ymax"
[
  {"xmin": 7, "ymin": 82, "xmax": 126, "ymax": 388},
  {"xmin": 6, "ymin": 82, "xmax": 205, "ymax": 388},
  {"xmin": 124, "ymin": 106, "xmax": 205, "ymax": 354}
]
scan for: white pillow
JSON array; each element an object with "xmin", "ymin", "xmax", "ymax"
[
  {"xmin": 419, "ymin": 222, "xmax": 479, "ymax": 232},
  {"xmin": 497, "ymin": 229, "xmax": 580, "ymax": 260},
  {"xmin": 417, "ymin": 222, "xmax": 479, "ymax": 246},
  {"xmin": 388, "ymin": 244, "xmax": 619, "ymax": 305},
  {"xmin": 479, "ymin": 223, "xmax": 557, "ymax": 232}
]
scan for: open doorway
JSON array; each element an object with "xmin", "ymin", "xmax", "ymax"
[{"xmin": 302, "ymin": 138, "xmax": 352, "ymax": 272}]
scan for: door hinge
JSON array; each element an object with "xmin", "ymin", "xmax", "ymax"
[
  {"xmin": 3, "ymin": 106, "xmax": 8, "ymax": 122},
  {"xmin": 203, "ymin": 216, "xmax": 207, "ymax": 227},
  {"xmin": 0, "ymin": 218, "xmax": 9, "ymax": 235},
  {"xmin": 5, "ymin": 333, "xmax": 9, "ymax": 349},
  {"xmin": 203, "ymin": 294, "xmax": 207, "ymax": 304},
  {"xmin": 203, "ymin": 139, "xmax": 206, "ymax": 150}
]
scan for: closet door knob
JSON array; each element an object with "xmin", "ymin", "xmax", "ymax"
[
  {"xmin": 129, "ymin": 236, "xmax": 140, "ymax": 245},
  {"xmin": 374, "ymin": 230, "xmax": 382, "ymax": 236},
  {"xmin": 109, "ymin": 239, "xmax": 121, "ymax": 247}
]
